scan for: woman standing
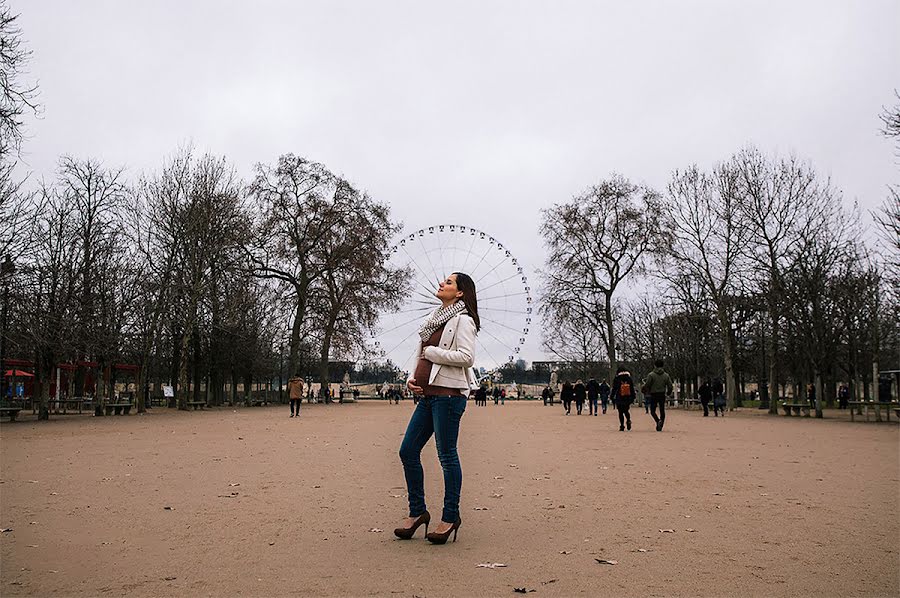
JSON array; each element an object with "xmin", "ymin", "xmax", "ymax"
[{"xmin": 394, "ymin": 273, "xmax": 480, "ymax": 544}]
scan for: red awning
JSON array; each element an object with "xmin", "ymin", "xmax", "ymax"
[{"xmin": 4, "ymin": 369, "xmax": 34, "ymax": 377}]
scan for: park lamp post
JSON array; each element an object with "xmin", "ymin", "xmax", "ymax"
[{"xmin": 1, "ymin": 255, "xmax": 16, "ymax": 400}]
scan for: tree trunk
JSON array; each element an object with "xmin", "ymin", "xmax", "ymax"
[
  {"xmin": 288, "ymin": 291, "xmax": 305, "ymax": 376},
  {"xmin": 766, "ymin": 314, "xmax": 779, "ymax": 414},
  {"xmin": 813, "ymin": 371, "xmax": 823, "ymax": 418},
  {"xmin": 170, "ymin": 325, "xmax": 181, "ymax": 408},
  {"xmin": 243, "ymin": 372, "xmax": 252, "ymax": 407},
  {"xmin": 177, "ymin": 330, "xmax": 191, "ymax": 411},
  {"xmin": 604, "ymin": 292, "xmax": 617, "ymax": 382},
  {"xmin": 191, "ymin": 325, "xmax": 202, "ymax": 404},
  {"xmin": 716, "ymin": 307, "xmax": 738, "ymax": 410},
  {"xmin": 35, "ymin": 350, "xmax": 52, "ymax": 420}
]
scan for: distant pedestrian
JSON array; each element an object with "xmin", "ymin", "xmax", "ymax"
[
  {"xmin": 574, "ymin": 379, "xmax": 586, "ymax": 415},
  {"xmin": 587, "ymin": 378, "xmax": 600, "ymax": 416},
  {"xmin": 492, "ymin": 386, "xmax": 501, "ymax": 405},
  {"xmin": 643, "ymin": 359, "xmax": 673, "ymax": 432},
  {"xmin": 541, "ymin": 386, "xmax": 550, "ymax": 405},
  {"xmin": 698, "ymin": 379, "xmax": 712, "ymax": 417},
  {"xmin": 642, "ymin": 382, "xmax": 652, "ymax": 414},
  {"xmin": 599, "ymin": 379, "xmax": 610, "ymax": 414},
  {"xmin": 838, "ymin": 384, "xmax": 850, "ymax": 410},
  {"xmin": 611, "ymin": 367, "xmax": 635, "ymax": 431},
  {"xmin": 712, "ymin": 378, "xmax": 725, "ymax": 416},
  {"xmin": 561, "ymin": 380, "xmax": 574, "ymax": 415},
  {"xmin": 288, "ymin": 375, "xmax": 305, "ymax": 418},
  {"xmin": 476, "ymin": 385, "xmax": 487, "ymax": 407},
  {"xmin": 500, "ymin": 388, "xmax": 506, "ymax": 405}
]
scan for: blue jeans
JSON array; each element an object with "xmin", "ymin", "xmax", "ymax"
[{"xmin": 399, "ymin": 395, "xmax": 466, "ymax": 523}]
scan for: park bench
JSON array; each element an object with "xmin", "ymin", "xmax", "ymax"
[
  {"xmin": 0, "ymin": 406, "xmax": 22, "ymax": 421},
  {"xmin": 682, "ymin": 398, "xmax": 702, "ymax": 410},
  {"xmin": 250, "ymin": 397, "xmax": 268, "ymax": 406},
  {"xmin": 848, "ymin": 401, "xmax": 898, "ymax": 423},
  {"xmin": 103, "ymin": 402, "xmax": 133, "ymax": 416},
  {"xmin": 53, "ymin": 397, "xmax": 85, "ymax": 414},
  {"xmin": 781, "ymin": 402, "xmax": 811, "ymax": 417},
  {"xmin": 187, "ymin": 401, "xmax": 206, "ymax": 410}
]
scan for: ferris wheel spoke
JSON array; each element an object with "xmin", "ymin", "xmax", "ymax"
[
  {"xmin": 410, "ymin": 298, "xmax": 441, "ymax": 307},
  {"xmin": 416, "ymin": 234, "xmax": 443, "ymax": 287},
  {"xmin": 480, "ymin": 307, "xmax": 532, "ymax": 315},
  {"xmin": 411, "ymin": 288, "xmax": 440, "ymax": 303},
  {"xmin": 477, "ymin": 272, "xmax": 523, "ymax": 296},
  {"xmin": 380, "ymin": 313, "xmax": 428, "ymax": 336},
  {"xmin": 478, "ymin": 327, "xmax": 518, "ymax": 362},
  {"xmin": 384, "ymin": 328, "xmax": 422, "ymax": 360},
  {"xmin": 394, "ymin": 305, "xmax": 437, "ymax": 315},
  {"xmin": 480, "ymin": 314, "xmax": 526, "ymax": 336},
  {"xmin": 474, "ymin": 255, "xmax": 507, "ymax": 285},
  {"xmin": 459, "ymin": 228, "xmax": 480, "ymax": 273},
  {"xmin": 401, "ymin": 245, "xmax": 442, "ymax": 296},
  {"xmin": 466, "ymin": 238, "xmax": 495, "ymax": 280},
  {"xmin": 480, "ymin": 291, "xmax": 531, "ymax": 302}
]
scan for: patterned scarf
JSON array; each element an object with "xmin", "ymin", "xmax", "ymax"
[{"xmin": 419, "ymin": 301, "xmax": 467, "ymax": 342}]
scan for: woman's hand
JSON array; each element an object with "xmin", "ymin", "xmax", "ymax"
[{"xmin": 407, "ymin": 379, "xmax": 423, "ymax": 395}]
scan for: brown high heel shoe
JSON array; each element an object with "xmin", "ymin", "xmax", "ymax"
[
  {"xmin": 393, "ymin": 511, "xmax": 431, "ymax": 539},
  {"xmin": 425, "ymin": 517, "xmax": 461, "ymax": 544}
]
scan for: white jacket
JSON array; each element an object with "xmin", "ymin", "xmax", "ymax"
[{"xmin": 408, "ymin": 313, "xmax": 479, "ymax": 393}]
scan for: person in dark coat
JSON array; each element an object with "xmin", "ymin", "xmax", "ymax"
[
  {"xmin": 712, "ymin": 377, "xmax": 725, "ymax": 416},
  {"xmin": 698, "ymin": 379, "xmax": 712, "ymax": 417},
  {"xmin": 560, "ymin": 380, "xmax": 574, "ymax": 415},
  {"xmin": 475, "ymin": 385, "xmax": 487, "ymax": 407},
  {"xmin": 838, "ymin": 384, "xmax": 849, "ymax": 409},
  {"xmin": 611, "ymin": 368, "xmax": 636, "ymax": 431},
  {"xmin": 573, "ymin": 379, "xmax": 586, "ymax": 415},
  {"xmin": 586, "ymin": 378, "xmax": 600, "ymax": 416},
  {"xmin": 599, "ymin": 379, "xmax": 611, "ymax": 414}
]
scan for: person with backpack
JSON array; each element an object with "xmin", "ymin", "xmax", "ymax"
[
  {"xmin": 644, "ymin": 359, "xmax": 674, "ymax": 431},
  {"xmin": 560, "ymin": 380, "xmax": 574, "ymax": 415},
  {"xmin": 586, "ymin": 378, "xmax": 600, "ymax": 416},
  {"xmin": 611, "ymin": 367, "xmax": 635, "ymax": 431},
  {"xmin": 599, "ymin": 379, "xmax": 611, "ymax": 414}
]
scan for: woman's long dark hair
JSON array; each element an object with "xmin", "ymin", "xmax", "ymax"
[{"xmin": 453, "ymin": 272, "xmax": 480, "ymax": 332}]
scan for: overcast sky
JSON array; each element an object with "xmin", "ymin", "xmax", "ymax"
[{"xmin": 12, "ymin": 0, "xmax": 900, "ymax": 361}]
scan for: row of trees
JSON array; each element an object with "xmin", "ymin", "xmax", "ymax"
[
  {"xmin": 0, "ymin": 2, "xmax": 411, "ymax": 419},
  {"xmin": 541, "ymin": 133, "xmax": 899, "ymax": 416},
  {"xmin": 1, "ymin": 148, "xmax": 406, "ymax": 418}
]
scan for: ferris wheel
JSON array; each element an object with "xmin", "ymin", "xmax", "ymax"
[{"xmin": 370, "ymin": 224, "xmax": 533, "ymax": 374}]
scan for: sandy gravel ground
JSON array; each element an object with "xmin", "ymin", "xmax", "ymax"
[{"xmin": 1, "ymin": 401, "xmax": 898, "ymax": 597}]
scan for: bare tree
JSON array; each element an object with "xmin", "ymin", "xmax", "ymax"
[
  {"xmin": 541, "ymin": 175, "xmax": 667, "ymax": 382},
  {"xmin": 168, "ymin": 152, "xmax": 248, "ymax": 410},
  {"xmin": 735, "ymin": 147, "xmax": 837, "ymax": 413},
  {"xmin": 18, "ymin": 185, "xmax": 79, "ymax": 419},
  {"xmin": 541, "ymin": 299, "xmax": 604, "ymax": 379},
  {"xmin": 0, "ymin": 0, "xmax": 39, "ymax": 158},
  {"xmin": 57, "ymin": 157, "xmax": 127, "ymax": 411},
  {"xmin": 249, "ymin": 154, "xmax": 407, "ymax": 392},
  {"xmin": 664, "ymin": 161, "xmax": 748, "ymax": 409}
]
